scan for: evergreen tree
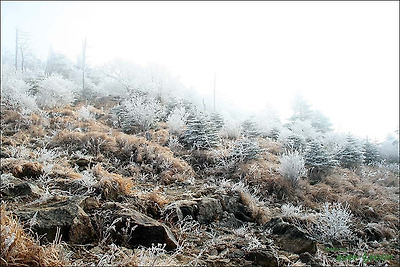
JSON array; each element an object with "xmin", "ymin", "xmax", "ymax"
[
  {"xmin": 363, "ymin": 138, "xmax": 380, "ymax": 165},
  {"xmin": 181, "ymin": 113, "xmax": 219, "ymax": 149},
  {"xmin": 242, "ymin": 119, "xmax": 260, "ymax": 138},
  {"xmin": 230, "ymin": 138, "xmax": 264, "ymax": 162},
  {"xmin": 310, "ymin": 110, "xmax": 333, "ymax": 133},
  {"xmin": 210, "ymin": 112, "xmax": 224, "ymax": 131},
  {"xmin": 268, "ymin": 127, "xmax": 280, "ymax": 141},
  {"xmin": 285, "ymin": 134, "xmax": 306, "ymax": 152},
  {"xmin": 289, "ymin": 92, "xmax": 313, "ymax": 122},
  {"xmin": 338, "ymin": 135, "xmax": 364, "ymax": 168},
  {"xmin": 305, "ymin": 141, "xmax": 337, "ymax": 182}
]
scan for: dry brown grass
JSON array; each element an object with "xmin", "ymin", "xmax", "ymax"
[
  {"xmin": 295, "ymin": 167, "xmax": 399, "ymax": 233},
  {"xmin": 149, "ymin": 128, "xmax": 169, "ymax": 146},
  {"xmin": 0, "ymin": 205, "xmax": 69, "ymax": 266},
  {"xmin": 0, "ymin": 159, "xmax": 43, "ymax": 179},
  {"xmin": 257, "ymin": 137, "xmax": 283, "ymax": 156},
  {"xmin": 51, "ymin": 128, "xmax": 194, "ymax": 183},
  {"xmin": 238, "ymin": 190, "xmax": 270, "ymax": 224},
  {"xmin": 92, "ymin": 164, "xmax": 135, "ymax": 199}
]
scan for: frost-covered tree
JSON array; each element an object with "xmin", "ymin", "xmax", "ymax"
[
  {"xmin": 254, "ymin": 106, "xmax": 282, "ymax": 138},
  {"xmin": 112, "ymin": 94, "xmax": 165, "ymax": 133},
  {"xmin": 305, "ymin": 141, "xmax": 337, "ymax": 182},
  {"xmin": 167, "ymin": 106, "xmax": 189, "ymax": 135},
  {"xmin": 210, "ymin": 112, "xmax": 224, "ymax": 131},
  {"xmin": 242, "ymin": 119, "xmax": 260, "ymax": 139},
  {"xmin": 289, "ymin": 92, "xmax": 313, "ymax": 122},
  {"xmin": 268, "ymin": 127, "xmax": 281, "ymax": 141},
  {"xmin": 278, "ymin": 151, "xmax": 306, "ymax": 185},
  {"xmin": 363, "ymin": 138, "xmax": 380, "ymax": 165},
  {"xmin": 279, "ymin": 128, "xmax": 307, "ymax": 153},
  {"xmin": 230, "ymin": 138, "xmax": 264, "ymax": 163},
  {"xmin": 181, "ymin": 113, "xmax": 219, "ymax": 149},
  {"xmin": 1, "ymin": 64, "xmax": 38, "ymax": 114},
  {"xmin": 379, "ymin": 133, "xmax": 399, "ymax": 164},
  {"xmin": 45, "ymin": 50, "xmax": 76, "ymax": 79},
  {"xmin": 337, "ymin": 135, "xmax": 364, "ymax": 169},
  {"xmin": 35, "ymin": 74, "xmax": 77, "ymax": 109},
  {"xmin": 310, "ymin": 110, "xmax": 333, "ymax": 133},
  {"xmin": 289, "ymin": 119, "xmax": 317, "ymax": 143}
]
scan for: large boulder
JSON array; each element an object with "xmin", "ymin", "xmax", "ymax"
[
  {"xmin": 15, "ymin": 198, "xmax": 95, "ymax": 244},
  {"xmin": 218, "ymin": 194, "xmax": 253, "ymax": 222},
  {"xmin": 164, "ymin": 197, "xmax": 223, "ymax": 224},
  {"xmin": 1, "ymin": 173, "xmax": 44, "ymax": 200},
  {"xmin": 244, "ymin": 250, "xmax": 279, "ymax": 267},
  {"xmin": 105, "ymin": 207, "xmax": 178, "ymax": 250},
  {"xmin": 266, "ymin": 217, "xmax": 317, "ymax": 254}
]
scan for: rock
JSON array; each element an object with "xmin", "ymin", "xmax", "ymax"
[
  {"xmin": 13, "ymin": 161, "xmax": 43, "ymax": 179},
  {"xmin": 1, "ymin": 182, "xmax": 44, "ymax": 199},
  {"xmin": 0, "ymin": 151, "xmax": 10, "ymax": 158},
  {"xmin": 77, "ymin": 196, "xmax": 100, "ymax": 212},
  {"xmin": 266, "ymin": 217, "xmax": 317, "ymax": 254},
  {"xmin": 245, "ymin": 250, "xmax": 279, "ymax": 267},
  {"xmin": 108, "ymin": 208, "xmax": 178, "ymax": 250},
  {"xmin": 219, "ymin": 211, "xmax": 245, "ymax": 228},
  {"xmin": 164, "ymin": 197, "xmax": 223, "ymax": 224},
  {"xmin": 197, "ymin": 197, "xmax": 223, "ymax": 224},
  {"xmin": 299, "ymin": 252, "xmax": 320, "ymax": 267},
  {"xmin": 218, "ymin": 194, "xmax": 252, "ymax": 222},
  {"xmin": 16, "ymin": 198, "xmax": 95, "ymax": 244},
  {"xmin": 364, "ymin": 223, "xmax": 385, "ymax": 242},
  {"xmin": 73, "ymin": 158, "xmax": 91, "ymax": 170}
]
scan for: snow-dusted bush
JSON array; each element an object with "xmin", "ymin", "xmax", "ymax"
[
  {"xmin": 112, "ymin": 94, "xmax": 165, "ymax": 132},
  {"xmin": 77, "ymin": 105, "xmax": 95, "ymax": 121},
  {"xmin": 1, "ymin": 64, "xmax": 38, "ymax": 114},
  {"xmin": 167, "ymin": 107, "xmax": 188, "ymax": 134},
  {"xmin": 221, "ymin": 116, "xmax": 242, "ymax": 139},
  {"xmin": 281, "ymin": 203, "xmax": 304, "ymax": 218},
  {"xmin": 35, "ymin": 74, "xmax": 77, "ymax": 108},
  {"xmin": 313, "ymin": 202, "xmax": 353, "ymax": 244},
  {"xmin": 278, "ymin": 151, "xmax": 306, "ymax": 185}
]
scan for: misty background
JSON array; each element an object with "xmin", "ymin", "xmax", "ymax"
[{"xmin": 1, "ymin": 1, "xmax": 399, "ymax": 142}]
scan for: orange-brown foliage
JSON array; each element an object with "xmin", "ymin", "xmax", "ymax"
[{"xmin": 0, "ymin": 205, "xmax": 69, "ymax": 266}]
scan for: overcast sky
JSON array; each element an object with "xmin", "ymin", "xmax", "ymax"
[{"xmin": 1, "ymin": 1, "xmax": 399, "ymax": 141}]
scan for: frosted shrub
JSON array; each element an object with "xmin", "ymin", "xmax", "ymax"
[
  {"xmin": 281, "ymin": 203, "xmax": 303, "ymax": 218},
  {"xmin": 278, "ymin": 151, "xmax": 306, "ymax": 185},
  {"xmin": 167, "ymin": 107, "xmax": 188, "ymax": 134},
  {"xmin": 36, "ymin": 74, "xmax": 77, "ymax": 108},
  {"xmin": 77, "ymin": 105, "xmax": 95, "ymax": 121},
  {"xmin": 221, "ymin": 117, "xmax": 242, "ymax": 139},
  {"xmin": 113, "ymin": 94, "xmax": 165, "ymax": 132},
  {"xmin": 135, "ymin": 243, "xmax": 176, "ymax": 266},
  {"xmin": 1, "ymin": 64, "xmax": 38, "ymax": 114},
  {"xmin": 314, "ymin": 202, "xmax": 353, "ymax": 244}
]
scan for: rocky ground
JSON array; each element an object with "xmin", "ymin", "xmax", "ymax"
[{"xmin": 1, "ymin": 98, "xmax": 399, "ymax": 266}]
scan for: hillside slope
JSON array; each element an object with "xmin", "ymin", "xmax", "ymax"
[{"xmin": 1, "ymin": 97, "xmax": 399, "ymax": 267}]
